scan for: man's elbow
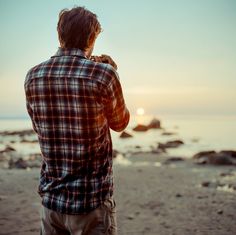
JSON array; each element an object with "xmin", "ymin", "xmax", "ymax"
[{"xmin": 109, "ymin": 111, "xmax": 130, "ymax": 132}]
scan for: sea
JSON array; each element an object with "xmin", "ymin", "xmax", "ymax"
[{"xmin": 0, "ymin": 115, "xmax": 235, "ymax": 159}]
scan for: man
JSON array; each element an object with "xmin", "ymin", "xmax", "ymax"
[{"xmin": 24, "ymin": 6, "xmax": 129, "ymax": 235}]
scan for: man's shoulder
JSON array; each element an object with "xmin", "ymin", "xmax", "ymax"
[
  {"xmin": 24, "ymin": 57, "xmax": 119, "ymax": 88},
  {"xmin": 24, "ymin": 59, "xmax": 51, "ymax": 87},
  {"xmin": 90, "ymin": 61, "xmax": 119, "ymax": 86}
]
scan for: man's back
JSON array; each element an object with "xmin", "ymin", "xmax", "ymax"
[{"xmin": 25, "ymin": 47, "xmax": 129, "ymax": 214}]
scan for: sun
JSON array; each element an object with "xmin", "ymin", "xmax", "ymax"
[{"xmin": 136, "ymin": 107, "xmax": 145, "ymax": 116}]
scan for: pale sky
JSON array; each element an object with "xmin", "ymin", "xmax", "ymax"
[{"xmin": 0, "ymin": 0, "xmax": 236, "ymax": 117}]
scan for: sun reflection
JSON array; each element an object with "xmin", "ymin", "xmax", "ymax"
[
  {"xmin": 136, "ymin": 107, "xmax": 145, "ymax": 116},
  {"xmin": 135, "ymin": 107, "xmax": 145, "ymax": 124}
]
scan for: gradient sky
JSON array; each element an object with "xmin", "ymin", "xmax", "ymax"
[{"xmin": 0, "ymin": 0, "xmax": 236, "ymax": 117}]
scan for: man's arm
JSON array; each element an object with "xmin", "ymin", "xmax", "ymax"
[
  {"xmin": 91, "ymin": 54, "xmax": 118, "ymax": 70},
  {"xmin": 103, "ymin": 67, "xmax": 130, "ymax": 132},
  {"xmin": 25, "ymin": 86, "xmax": 38, "ymax": 134},
  {"xmin": 91, "ymin": 54, "xmax": 129, "ymax": 131}
]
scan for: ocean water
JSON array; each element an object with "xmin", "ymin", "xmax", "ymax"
[{"xmin": 0, "ymin": 115, "xmax": 235, "ymax": 158}]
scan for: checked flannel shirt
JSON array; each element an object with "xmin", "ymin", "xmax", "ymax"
[{"xmin": 24, "ymin": 47, "xmax": 130, "ymax": 214}]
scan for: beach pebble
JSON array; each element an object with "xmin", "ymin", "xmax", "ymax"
[
  {"xmin": 219, "ymin": 171, "xmax": 234, "ymax": 177},
  {"xmin": 201, "ymin": 181, "xmax": 219, "ymax": 188},
  {"xmin": 126, "ymin": 214, "xmax": 135, "ymax": 220},
  {"xmin": 0, "ymin": 145, "xmax": 16, "ymax": 153},
  {"xmin": 9, "ymin": 158, "xmax": 28, "ymax": 169},
  {"xmin": 217, "ymin": 210, "xmax": 223, "ymax": 215},
  {"xmin": 201, "ymin": 181, "xmax": 210, "ymax": 187},
  {"xmin": 164, "ymin": 157, "xmax": 184, "ymax": 164},
  {"xmin": 112, "ymin": 149, "xmax": 119, "ymax": 158}
]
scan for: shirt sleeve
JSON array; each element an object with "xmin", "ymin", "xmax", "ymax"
[
  {"xmin": 103, "ymin": 68, "xmax": 130, "ymax": 132},
  {"xmin": 25, "ymin": 84, "xmax": 38, "ymax": 134}
]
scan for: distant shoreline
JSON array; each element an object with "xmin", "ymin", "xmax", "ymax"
[{"xmin": 0, "ymin": 113, "xmax": 235, "ymax": 120}]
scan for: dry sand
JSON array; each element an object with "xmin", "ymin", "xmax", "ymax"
[{"xmin": 0, "ymin": 153, "xmax": 236, "ymax": 235}]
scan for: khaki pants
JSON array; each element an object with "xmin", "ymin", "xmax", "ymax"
[{"xmin": 40, "ymin": 198, "xmax": 117, "ymax": 235}]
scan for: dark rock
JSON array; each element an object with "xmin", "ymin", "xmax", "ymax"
[
  {"xmin": 0, "ymin": 129, "xmax": 35, "ymax": 136},
  {"xmin": 158, "ymin": 140, "xmax": 184, "ymax": 149},
  {"xmin": 219, "ymin": 150, "xmax": 236, "ymax": 159},
  {"xmin": 195, "ymin": 158, "xmax": 207, "ymax": 165},
  {"xmin": 147, "ymin": 118, "xmax": 161, "ymax": 129},
  {"xmin": 211, "ymin": 153, "xmax": 236, "ymax": 165},
  {"xmin": 201, "ymin": 181, "xmax": 223, "ymax": 189},
  {"xmin": 119, "ymin": 131, "xmax": 133, "ymax": 138},
  {"xmin": 201, "ymin": 181, "xmax": 210, "ymax": 187},
  {"xmin": 126, "ymin": 214, "xmax": 134, "ymax": 220},
  {"xmin": 0, "ymin": 145, "xmax": 16, "ymax": 153},
  {"xmin": 193, "ymin": 151, "xmax": 216, "ymax": 159},
  {"xmin": 220, "ymin": 172, "xmax": 234, "ymax": 177},
  {"xmin": 151, "ymin": 148, "xmax": 165, "ymax": 154},
  {"xmin": 193, "ymin": 151, "xmax": 236, "ymax": 166},
  {"xmin": 9, "ymin": 158, "xmax": 28, "ymax": 169},
  {"xmin": 20, "ymin": 139, "xmax": 38, "ymax": 143},
  {"xmin": 217, "ymin": 210, "xmax": 223, "ymax": 215},
  {"xmin": 112, "ymin": 149, "xmax": 119, "ymax": 158},
  {"xmin": 162, "ymin": 132, "xmax": 176, "ymax": 136},
  {"xmin": 8, "ymin": 155, "xmax": 41, "ymax": 169},
  {"xmin": 168, "ymin": 157, "xmax": 183, "ymax": 161},
  {"xmin": 164, "ymin": 157, "xmax": 184, "ymax": 164},
  {"xmin": 133, "ymin": 124, "xmax": 149, "ymax": 132},
  {"xmin": 175, "ymin": 193, "xmax": 182, "ymax": 198},
  {"xmin": 197, "ymin": 195, "xmax": 208, "ymax": 199}
]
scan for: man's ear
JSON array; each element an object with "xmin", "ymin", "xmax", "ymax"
[{"xmin": 88, "ymin": 32, "xmax": 96, "ymax": 48}]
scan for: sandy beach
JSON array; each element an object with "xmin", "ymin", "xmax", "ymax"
[{"xmin": 0, "ymin": 152, "xmax": 236, "ymax": 235}]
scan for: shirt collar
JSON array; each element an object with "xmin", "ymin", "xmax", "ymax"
[{"xmin": 51, "ymin": 47, "xmax": 87, "ymax": 59}]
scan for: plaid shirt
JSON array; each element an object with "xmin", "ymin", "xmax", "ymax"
[{"xmin": 24, "ymin": 47, "xmax": 130, "ymax": 214}]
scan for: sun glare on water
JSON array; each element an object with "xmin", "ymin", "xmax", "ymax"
[{"xmin": 136, "ymin": 107, "xmax": 145, "ymax": 116}]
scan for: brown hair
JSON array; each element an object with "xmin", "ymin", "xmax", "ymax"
[{"xmin": 57, "ymin": 6, "xmax": 101, "ymax": 50}]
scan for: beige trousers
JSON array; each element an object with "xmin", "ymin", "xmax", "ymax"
[{"xmin": 40, "ymin": 198, "xmax": 117, "ymax": 235}]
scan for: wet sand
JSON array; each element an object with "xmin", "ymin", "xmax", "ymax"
[{"xmin": 0, "ymin": 153, "xmax": 236, "ymax": 235}]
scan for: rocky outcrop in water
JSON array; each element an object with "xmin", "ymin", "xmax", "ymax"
[
  {"xmin": 133, "ymin": 124, "xmax": 149, "ymax": 132},
  {"xmin": 120, "ymin": 131, "xmax": 133, "ymax": 138},
  {"xmin": 158, "ymin": 140, "xmax": 184, "ymax": 150},
  {"xmin": 133, "ymin": 118, "xmax": 161, "ymax": 132},
  {"xmin": 147, "ymin": 118, "xmax": 161, "ymax": 129},
  {"xmin": 193, "ymin": 150, "xmax": 236, "ymax": 165},
  {"xmin": 0, "ymin": 129, "xmax": 35, "ymax": 137}
]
